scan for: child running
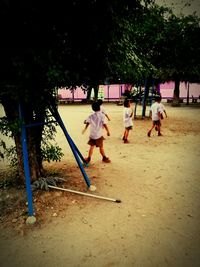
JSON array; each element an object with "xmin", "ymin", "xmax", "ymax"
[
  {"xmin": 82, "ymin": 101, "xmax": 111, "ymax": 163},
  {"xmin": 122, "ymin": 99, "xmax": 133, "ymax": 143},
  {"xmin": 147, "ymin": 95, "xmax": 162, "ymax": 137}
]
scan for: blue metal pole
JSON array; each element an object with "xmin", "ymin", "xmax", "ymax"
[
  {"xmin": 18, "ymin": 104, "xmax": 34, "ymax": 216},
  {"xmin": 51, "ymin": 107, "xmax": 91, "ymax": 187},
  {"xmin": 67, "ymin": 134, "xmax": 86, "ymax": 163}
]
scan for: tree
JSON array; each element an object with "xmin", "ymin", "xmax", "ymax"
[
  {"xmin": 0, "ymin": 0, "xmax": 146, "ymax": 182},
  {"xmin": 155, "ymin": 12, "xmax": 200, "ymax": 102}
]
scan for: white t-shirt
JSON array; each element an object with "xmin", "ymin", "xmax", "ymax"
[
  {"xmin": 159, "ymin": 103, "xmax": 165, "ymax": 113},
  {"xmin": 123, "ymin": 107, "xmax": 133, "ymax": 127},
  {"xmin": 85, "ymin": 111, "xmax": 106, "ymax": 139},
  {"xmin": 150, "ymin": 102, "xmax": 162, "ymax": 121}
]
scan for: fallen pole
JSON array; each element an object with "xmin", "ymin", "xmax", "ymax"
[{"xmin": 48, "ymin": 185, "xmax": 121, "ymax": 203}]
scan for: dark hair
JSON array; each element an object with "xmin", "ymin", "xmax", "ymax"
[
  {"xmin": 97, "ymin": 99, "xmax": 103, "ymax": 105},
  {"xmin": 92, "ymin": 102, "xmax": 100, "ymax": 112},
  {"xmin": 124, "ymin": 99, "xmax": 130, "ymax": 107},
  {"xmin": 155, "ymin": 95, "xmax": 161, "ymax": 102}
]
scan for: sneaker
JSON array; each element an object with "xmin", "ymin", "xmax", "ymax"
[
  {"xmin": 84, "ymin": 157, "xmax": 91, "ymax": 164},
  {"xmin": 158, "ymin": 132, "xmax": 163, "ymax": 136},
  {"xmin": 147, "ymin": 131, "xmax": 151, "ymax": 137},
  {"xmin": 124, "ymin": 139, "xmax": 129, "ymax": 143},
  {"xmin": 102, "ymin": 156, "xmax": 111, "ymax": 163}
]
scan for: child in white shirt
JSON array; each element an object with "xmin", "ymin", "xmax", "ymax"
[
  {"xmin": 147, "ymin": 95, "xmax": 162, "ymax": 137},
  {"xmin": 82, "ymin": 102, "xmax": 111, "ymax": 163},
  {"xmin": 122, "ymin": 99, "xmax": 133, "ymax": 143}
]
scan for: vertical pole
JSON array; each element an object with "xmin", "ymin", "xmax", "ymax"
[
  {"xmin": 186, "ymin": 82, "xmax": 190, "ymax": 105},
  {"xmin": 51, "ymin": 106, "xmax": 91, "ymax": 188},
  {"xmin": 134, "ymin": 101, "xmax": 137, "ymax": 120},
  {"xmin": 120, "ymin": 84, "xmax": 123, "ymax": 97},
  {"xmin": 142, "ymin": 78, "xmax": 148, "ymax": 118},
  {"xmin": 157, "ymin": 84, "xmax": 160, "ymax": 94},
  {"xmin": 149, "ymin": 80, "xmax": 154, "ymax": 107},
  {"xmin": 18, "ymin": 104, "xmax": 34, "ymax": 216}
]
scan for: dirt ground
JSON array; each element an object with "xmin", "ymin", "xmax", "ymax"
[{"xmin": 0, "ymin": 102, "xmax": 200, "ymax": 267}]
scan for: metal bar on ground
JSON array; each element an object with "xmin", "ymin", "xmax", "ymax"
[{"xmin": 48, "ymin": 185, "xmax": 121, "ymax": 203}]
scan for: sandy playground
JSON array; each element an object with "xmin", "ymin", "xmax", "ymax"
[{"xmin": 0, "ymin": 102, "xmax": 200, "ymax": 267}]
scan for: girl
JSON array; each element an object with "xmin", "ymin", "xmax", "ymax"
[{"xmin": 122, "ymin": 99, "xmax": 133, "ymax": 143}]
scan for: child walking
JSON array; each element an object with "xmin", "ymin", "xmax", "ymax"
[
  {"xmin": 122, "ymin": 99, "xmax": 133, "ymax": 143},
  {"xmin": 82, "ymin": 102, "xmax": 111, "ymax": 163},
  {"xmin": 147, "ymin": 95, "xmax": 162, "ymax": 137}
]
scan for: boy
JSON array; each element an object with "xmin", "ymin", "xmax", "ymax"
[
  {"xmin": 97, "ymin": 99, "xmax": 111, "ymax": 121},
  {"xmin": 82, "ymin": 102, "xmax": 111, "ymax": 163},
  {"xmin": 155, "ymin": 99, "xmax": 167, "ymax": 131},
  {"xmin": 147, "ymin": 95, "xmax": 162, "ymax": 137},
  {"xmin": 122, "ymin": 99, "xmax": 133, "ymax": 143}
]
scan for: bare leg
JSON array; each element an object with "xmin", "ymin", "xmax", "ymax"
[
  {"xmin": 99, "ymin": 146, "xmax": 106, "ymax": 157},
  {"xmin": 100, "ymin": 146, "xmax": 111, "ymax": 163},
  {"xmin": 147, "ymin": 123, "xmax": 155, "ymax": 137},
  {"xmin": 88, "ymin": 145, "xmax": 94, "ymax": 158},
  {"xmin": 123, "ymin": 130, "xmax": 126, "ymax": 140},
  {"xmin": 157, "ymin": 124, "xmax": 162, "ymax": 136},
  {"xmin": 123, "ymin": 129, "xmax": 129, "ymax": 142},
  {"xmin": 85, "ymin": 145, "xmax": 94, "ymax": 163}
]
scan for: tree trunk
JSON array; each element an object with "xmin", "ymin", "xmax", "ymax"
[
  {"xmin": 26, "ymin": 128, "xmax": 44, "ymax": 181},
  {"xmin": 142, "ymin": 78, "xmax": 150, "ymax": 118},
  {"xmin": 1, "ymin": 97, "xmax": 44, "ymax": 183},
  {"xmin": 93, "ymin": 84, "xmax": 99, "ymax": 100},
  {"xmin": 87, "ymin": 84, "xmax": 99, "ymax": 101},
  {"xmin": 86, "ymin": 86, "xmax": 92, "ymax": 101},
  {"xmin": 172, "ymin": 79, "xmax": 180, "ymax": 106}
]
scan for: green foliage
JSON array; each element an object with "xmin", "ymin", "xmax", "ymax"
[
  {"xmin": 0, "ymin": 141, "xmax": 18, "ymax": 167},
  {"xmin": 0, "ymin": 117, "xmax": 21, "ymax": 137},
  {"xmin": 41, "ymin": 118, "xmax": 64, "ymax": 163},
  {"xmin": 41, "ymin": 143, "xmax": 64, "ymax": 163}
]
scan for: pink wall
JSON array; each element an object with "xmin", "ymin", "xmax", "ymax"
[
  {"xmin": 58, "ymin": 87, "xmax": 87, "ymax": 99},
  {"xmin": 103, "ymin": 84, "xmax": 126, "ymax": 99},
  {"xmin": 159, "ymin": 82, "xmax": 200, "ymax": 98},
  {"xmin": 58, "ymin": 82, "xmax": 200, "ymax": 100}
]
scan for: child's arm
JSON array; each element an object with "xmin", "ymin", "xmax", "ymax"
[
  {"xmin": 164, "ymin": 110, "xmax": 167, "ymax": 118},
  {"xmin": 129, "ymin": 104, "xmax": 134, "ymax": 117},
  {"xmin": 82, "ymin": 122, "xmax": 89, "ymax": 134},
  {"xmin": 103, "ymin": 124, "xmax": 110, "ymax": 136},
  {"xmin": 130, "ymin": 108, "xmax": 133, "ymax": 117},
  {"xmin": 105, "ymin": 114, "xmax": 111, "ymax": 121},
  {"xmin": 158, "ymin": 111, "xmax": 162, "ymax": 120}
]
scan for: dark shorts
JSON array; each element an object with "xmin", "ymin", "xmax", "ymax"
[
  {"xmin": 125, "ymin": 126, "xmax": 133, "ymax": 130},
  {"xmin": 153, "ymin": 120, "xmax": 161, "ymax": 126},
  {"xmin": 88, "ymin": 136, "xmax": 105, "ymax": 147}
]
